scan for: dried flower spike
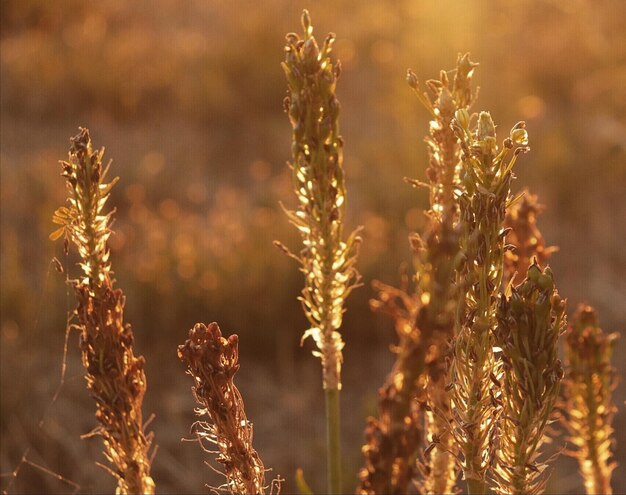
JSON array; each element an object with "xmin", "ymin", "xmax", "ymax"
[
  {"xmin": 562, "ymin": 305, "xmax": 618, "ymax": 495},
  {"xmin": 450, "ymin": 112, "xmax": 529, "ymax": 494},
  {"xmin": 360, "ymin": 223, "xmax": 460, "ymax": 495},
  {"xmin": 503, "ymin": 189, "xmax": 558, "ymax": 286},
  {"xmin": 409, "ymin": 54, "xmax": 478, "ymax": 495},
  {"xmin": 51, "ymin": 128, "xmax": 154, "ymax": 495},
  {"xmin": 280, "ymin": 10, "xmax": 362, "ymax": 494},
  {"xmin": 359, "ymin": 270, "xmax": 422, "ymax": 495},
  {"xmin": 492, "ymin": 263, "xmax": 566, "ymax": 495},
  {"xmin": 178, "ymin": 323, "xmax": 268, "ymax": 495},
  {"xmin": 407, "ymin": 52, "xmax": 478, "ymax": 227},
  {"xmin": 359, "ymin": 56, "xmax": 476, "ymax": 495}
]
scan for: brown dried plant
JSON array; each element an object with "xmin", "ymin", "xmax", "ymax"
[
  {"xmin": 408, "ymin": 54, "xmax": 479, "ymax": 495},
  {"xmin": 278, "ymin": 10, "xmax": 362, "ymax": 493},
  {"xmin": 492, "ymin": 263, "xmax": 566, "ymax": 495},
  {"xmin": 178, "ymin": 322, "xmax": 270, "ymax": 495},
  {"xmin": 359, "ymin": 55, "xmax": 478, "ymax": 495},
  {"xmin": 406, "ymin": 52, "xmax": 478, "ymax": 226},
  {"xmin": 562, "ymin": 305, "xmax": 618, "ymax": 495},
  {"xmin": 361, "ymin": 271, "xmax": 422, "ymax": 494},
  {"xmin": 359, "ymin": 224, "xmax": 460, "ymax": 495},
  {"xmin": 449, "ymin": 110, "xmax": 530, "ymax": 494},
  {"xmin": 503, "ymin": 190, "xmax": 558, "ymax": 286},
  {"xmin": 51, "ymin": 128, "xmax": 155, "ymax": 494}
]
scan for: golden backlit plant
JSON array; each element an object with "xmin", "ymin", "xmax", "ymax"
[
  {"xmin": 492, "ymin": 263, "xmax": 566, "ymax": 495},
  {"xmin": 277, "ymin": 10, "xmax": 362, "ymax": 494},
  {"xmin": 359, "ymin": 55, "xmax": 479, "ymax": 495},
  {"xmin": 39, "ymin": 14, "xmax": 621, "ymax": 495},
  {"xmin": 407, "ymin": 54, "xmax": 479, "ymax": 495},
  {"xmin": 562, "ymin": 305, "xmax": 618, "ymax": 495},
  {"xmin": 359, "ymin": 222, "xmax": 460, "ymax": 495},
  {"xmin": 449, "ymin": 110, "xmax": 530, "ymax": 494},
  {"xmin": 51, "ymin": 128, "xmax": 155, "ymax": 495}
]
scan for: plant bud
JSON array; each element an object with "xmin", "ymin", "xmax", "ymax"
[
  {"xmin": 303, "ymin": 38, "xmax": 320, "ymax": 71},
  {"xmin": 537, "ymin": 272, "xmax": 554, "ymax": 292},
  {"xmin": 455, "ymin": 108, "xmax": 470, "ymax": 130},
  {"xmin": 438, "ymin": 87, "xmax": 455, "ymax": 117},
  {"xmin": 301, "ymin": 9, "xmax": 312, "ymax": 36},
  {"xmin": 477, "ymin": 112, "xmax": 496, "ymax": 141},
  {"xmin": 406, "ymin": 69, "xmax": 419, "ymax": 89},
  {"xmin": 527, "ymin": 263, "xmax": 541, "ymax": 283},
  {"xmin": 510, "ymin": 128, "xmax": 529, "ymax": 146}
]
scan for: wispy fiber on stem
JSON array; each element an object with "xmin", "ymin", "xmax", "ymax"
[
  {"xmin": 492, "ymin": 263, "xmax": 566, "ymax": 495},
  {"xmin": 51, "ymin": 128, "xmax": 155, "ymax": 495},
  {"xmin": 562, "ymin": 305, "xmax": 618, "ymax": 495},
  {"xmin": 178, "ymin": 322, "xmax": 270, "ymax": 495}
]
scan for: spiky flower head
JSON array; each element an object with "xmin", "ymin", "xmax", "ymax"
[
  {"xmin": 360, "ymin": 222, "xmax": 460, "ymax": 495},
  {"xmin": 51, "ymin": 127, "xmax": 118, "ymax": 286},
  {"xmin": 449, "ymin": 111, "xmax": 530, "ymax": 489},
  {"xmin": 562, "ymin": 305, "xmax": 618, "ymax": 495},
  {"xmin": 406, "ymin": 53, "xmax": 479, "ymax": 225},
  {"xmin": 492, "ymin": 263, "xmax": 566, "ymax": 495},
  {"xmin": 279, "ymin": 10, "xmax": 361, "ymax": 390}
]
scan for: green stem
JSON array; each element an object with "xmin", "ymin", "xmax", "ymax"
[
  {"xmin": 325, "ymin": 387, "xmax": 342, "ymax": 494},
  {"xmin": 467, "ymin": 478, "xmax": 487, "ymax": 495}
]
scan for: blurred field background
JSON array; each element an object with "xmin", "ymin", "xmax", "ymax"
[{"xmin": 1, "ymin": 0, "xmax": 625, "ymax": 493}]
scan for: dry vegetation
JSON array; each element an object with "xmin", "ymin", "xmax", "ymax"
[{"xmin": 1, "ymin": 1, "xmax": 625, "ymax": 494}]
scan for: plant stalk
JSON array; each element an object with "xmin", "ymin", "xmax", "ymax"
[
  {"xmin": 325, "ymin": 387, "xmax": 342, "ymax": 494},
  {"xmin": 467, "ymin": 478, "xmax": 487, "ymax": 495}
]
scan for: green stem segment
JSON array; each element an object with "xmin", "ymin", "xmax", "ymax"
[
  {"xmin": 467, "ymin": 478, "xmax": 487, "ymax": 495},
  {"xmin": 325, "ymin": 387, "xmax": 342, "ymax": 494}
]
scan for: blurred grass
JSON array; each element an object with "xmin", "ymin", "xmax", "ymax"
[{"xmin": 1, "ymin": 0, "xmax": 625, "ymax": 493}]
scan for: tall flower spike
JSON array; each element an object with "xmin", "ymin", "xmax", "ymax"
[
  {"xmin": 280, "ymin": 10, "xmax": 362, "ymax": 391},
  {"xmin": 503, "ymin": 189, "xmax": 558, "ymax": 286},
  {"xmin": 562, "ymin": 305, "xmax": 618, "ymax": 495},
  {"xmin": 178, "ymin": 323, "xmax": 269, "ymax": 495},
  {"xmin": 492, "ymin": 263, "xmax": 566, "ymax": 495},
  {"xmin": 279, "ymin": 11, "xmax": 362, "ymax": 493},
  {"xmin": 51, "ymin": 128, "xmax": 155, "ymax": 495},
  {"xmin": 449, "ymin": 112, "xmax": 529, "ymax": 494},
  {"xmin": 359, "ymin": 223, "xmax": 460, "ymax": 495},
  {"xmin": 406, "ymin": 54, "xmax": 478, "ymax": 495},
  {"xmin": 407, "ymin": 52, "xmax": 478, "ymax": 227},
  {"xmin": 359, "ymin": 56, "xmax": 476, "ymax": 495}
]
